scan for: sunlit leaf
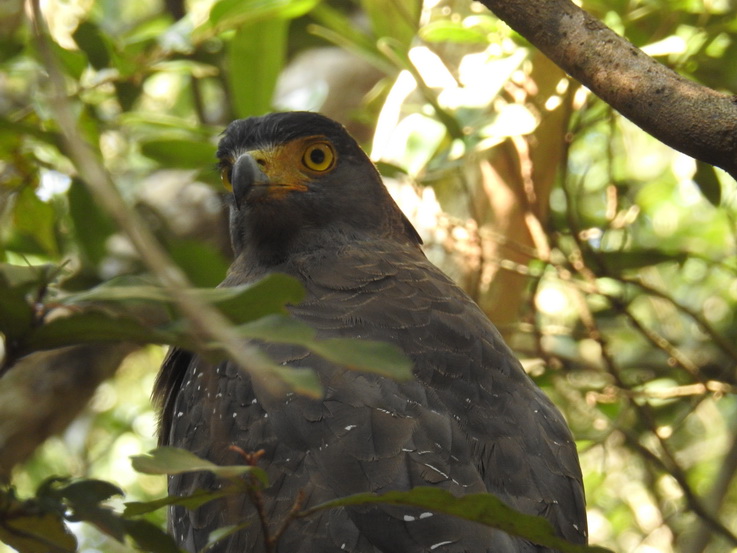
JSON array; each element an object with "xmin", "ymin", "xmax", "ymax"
[
  {"xmin": 228, "ymin": 19, "xmax": 288, "ymax": 117},
  {"xmin": 419, "ymin": 20, "xmax": 488, "ymax": 43},
  {"xmin": 61, "ymin": 273, "xmax": 305, "ymax": 325},
  {"xmin": 199, "ymin": 0, "xmax": 319, "ymax": 37},
  {"xmin": 131, "ymin": 447, "xmax": 268, "ymax": 484}
]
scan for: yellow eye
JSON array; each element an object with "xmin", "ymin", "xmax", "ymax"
[
  {"xmin": 302, "ymin": 142, "xmax": 335, "ymax": 172},
  {"xmin": 220, "ymin": 165, "xmax": 232, "ymax": 191}
]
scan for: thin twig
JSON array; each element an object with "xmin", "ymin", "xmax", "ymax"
[{"xmin": 30, "ymin": 0, "xmax": 289, "ymax": 396}]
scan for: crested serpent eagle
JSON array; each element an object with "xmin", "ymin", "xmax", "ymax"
[{"xmin": 154, "ymin": 111, "xmax": 587, "ymax": 553}]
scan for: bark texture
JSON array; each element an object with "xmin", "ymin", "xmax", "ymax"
[{"xmin": 477, "ymin": 0, "xmax": 737, "ymax": 180}]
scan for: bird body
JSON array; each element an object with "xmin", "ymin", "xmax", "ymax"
[{"xmin": 154, "ymin": 112, "xmax": 586, "ymax": 553}]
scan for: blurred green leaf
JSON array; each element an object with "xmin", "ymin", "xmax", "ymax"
[
  {"xmin": 693, "ymin": 160, "xmax": 721, "ymax": 205},
  {"xmin": 12, "ymin": 187, "xmax": 59, "ymax": 257},
  {"xmin": 360, "ymin": 0, "xmax": 420, "ymax": 50},
  {"xmin": 121, "ymin": 518, "xmax": 182, "ymax": 553},
  {"xmin": 305, "ymin": 487, "xmax": 610, "ymax": 553},
  {"xmin": 124, "ymin": 488, "xmax": 236, "ymax": 517},
  {"xmin": 55, "ymin": 479, "xmax": 122, "ymax": 506},
  {"xmin": 228, "ymin": 19, "xmax": 287, "ymax": 117},
  {"xmin": 599, "ymin": 249, "xmax": 688, "ymax": 271},
  {"xmin": 168, "ymin": 239, "xmax": 229, "ymax": 288},
  {"xmin": 23, "ymin": 310, "xmax": 176, "ymax": 353},
  {"xmin": 237, "ymin": 315, "xmax": 414, "ymax": 381},
  {"xmin": 48, "ymin": 42, "xmax": 87, "ymax": 80},
  {"xmin": 68, "ymin": 179, "xmax": 116, "ymax": 267},
  {"xmin": 199, "ymin": 0, "xmax": 319, "ymax": 37},
  {"xmin": 140, "ymin": 139, "xmax": 217, "ymax": 170},
  {"xmin": 72, "ymin": 20, "xmax": 111, "ymax": 69},
  {"xmin": 61, "ymin": 273, "xmax": 305, "ymax": 325},
  {"xmin": 419, "ymin": 21, "xmax": 488, "ymax": 43},
  {"xmin": 0, "ymin": 510, "xmax": 76, "ymax": 553},
  {"xmin": 131, "ymin": 447, "xmax": 268, "ymax": 483},
  {"xmin": 0, "ymin": 263, "xmax": 53, "ymax": 346}
]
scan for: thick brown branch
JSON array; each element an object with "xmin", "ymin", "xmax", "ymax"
[
  {"xmin": 0, "ymin": 344, "xmax": 136, "ymax": 481},
  {"xmin": 476, "ymin": 0, "xmax": 737, "ymax": 180}
]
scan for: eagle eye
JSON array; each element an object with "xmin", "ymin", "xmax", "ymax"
[
  {"xmin": 220, "ymin": 164, "xmax": 233, "ymax": 191},
  {"xmin": 302, "ymin": 142, "xmax": 335, "ymax": 172}
]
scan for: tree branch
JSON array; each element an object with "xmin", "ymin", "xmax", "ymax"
[
  {"xmin": 477, "ymin": 0, "xmax": 737, "ymax": 181},
  {"xmin": 0, "ymin": 344, "xmax": 136, "ymax": 481}
]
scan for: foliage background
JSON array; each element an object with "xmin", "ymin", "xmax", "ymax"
[{"xmin": 1, "ymin": 0, "xmax": 737, "ymax": 552}]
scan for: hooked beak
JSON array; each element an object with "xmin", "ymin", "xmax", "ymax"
[{"xmin": 231, "ymin": 154, "xmax": 269, "ymax": 210}]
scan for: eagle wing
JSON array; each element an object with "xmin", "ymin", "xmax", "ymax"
[{"xmin": 157, "ymin": 239, "xmax": 586, "ymax": 553}]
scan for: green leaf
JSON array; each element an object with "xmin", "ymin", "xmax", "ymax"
[
  {"xmin": 0, "ymin": 511, "xmax": 77, "ymax": 553},
  {"xmin": 23, "ymin": 310, "xmax": 176, "ymax": 353},
  {"xmin": 419, "ymin": 21, "xmax": 488, "ymax": 43},
  {"xmin": 49, "ymin": 42, "xmax": 87, "ymax": 80},
  {"xmin": 304, "ymin": 487, "xmax": 610, "ymax": 553},
  {"xmin": 140, "ymin": 139, "xmax": 217, "ymax": 169},
  {"xmin": 131, "ymin": 447, "xmax": 268, "ymax": 484},
  {"xmin": 216, "ymin": 274, "xmax": 306, "ymax": 322},
  {"xmin": 0, "ymin": 286, "xmax": 35, "ymax": 345},
  {"xmin": 599, "ymin": 249, "xmax": 688, "ymax": 271},
  {"xmin": 309, "ymin": 337, "xmax": 413, "ymax": 380},
  {"xmin": 12, "ymin": 186, "xmax": 59, "ymax": 257},
  {"xmin": 0, "ymin": 263, "xmax": 56, "ymax": 345},
  {"xmin": 168, "ymin": 239, "xmax": 229, "ymax": 288},
  {"xmin": 204, "ymin": 523, "xmax": 251, "ymax": 550},
  {"xmin": 238, "ymin": 315, "xmax": 413, "ymax": 381},
  {"xmin": 360, "ymin": 0, "xmax": 420, "ymax": 50},
  {"xmin": 228, "ymin": 18, "xmax": 288, "ymax": 117},
  {"xmin": 694, "ymin": 160, "xmax": 721, "ymax": 206},
  {"xmin": 72, "ymin": 20, "xmax": 111, "ymax": 69},
  {"xmin": 68, "ymin": 179, "xmax": 116, "ymax": 266},
  {"xmin": 199, "ymin": 0, "xmax": 319, "ymax": 37},
  {"xmin": 55, "ymin": 479, "xmax": 123, "ymax": 505},
  {"xmin": 124, "ymin": 488, "xmax": 237, "ymax": 517},
  {"xmin": 271, "ymin": 365, "xmax": 324, "ymax": 397},
  {"xmin": 61, "ymin": 273, "xmax": 305, "ymax": 325},
  {"xmin": 122, "ymin": 518, "xmax": 182, "ymax": 553}
]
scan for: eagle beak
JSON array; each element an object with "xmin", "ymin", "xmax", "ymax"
[{"xmin": 231, "ymin": 153, "xmax": 269, "ymax": 209}]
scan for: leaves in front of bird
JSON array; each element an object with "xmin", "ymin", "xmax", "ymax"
[
  {"xmin": 311, "ymin": 338, "xmax": 413, "ymax": 380},
  {"xmin": 203, "ymin": 523, "xmax": 251, "ymax": 552},
  {"xmin": 119, "ymin": 518, "xmax": 182, "ymax": 553},
  {"xmin": 303, "ymin": 487, "xmax": 611, "ymax": 553},
  {"xmin": 62, "ymin": 273, "xmax": 304, "ymax": 325},
  {"xmin": 0, "ymin": 485, "xmax": 76, "ymax": 553},
  {"xmin": 124, "ymin": 488, "xmax": 237, "ymax": 517},
  {"xmin": 237, "ymin": 315, "xmax": 413, "ymax": 381},
  {"xmin": 0, "ymin": 508, "xmax": 77, "ymax": 553},
  {"xmin": 131, "ymin": 447, "xmax": 268, "ymax": 484},
  {"xmin": 22, "ymin": 309, "xmax": 177, "ymax": 353}
]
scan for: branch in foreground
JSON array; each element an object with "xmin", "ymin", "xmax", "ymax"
[{"xmin": 477, "ymin": 0, "xmax": 737, "ymax": 181}]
